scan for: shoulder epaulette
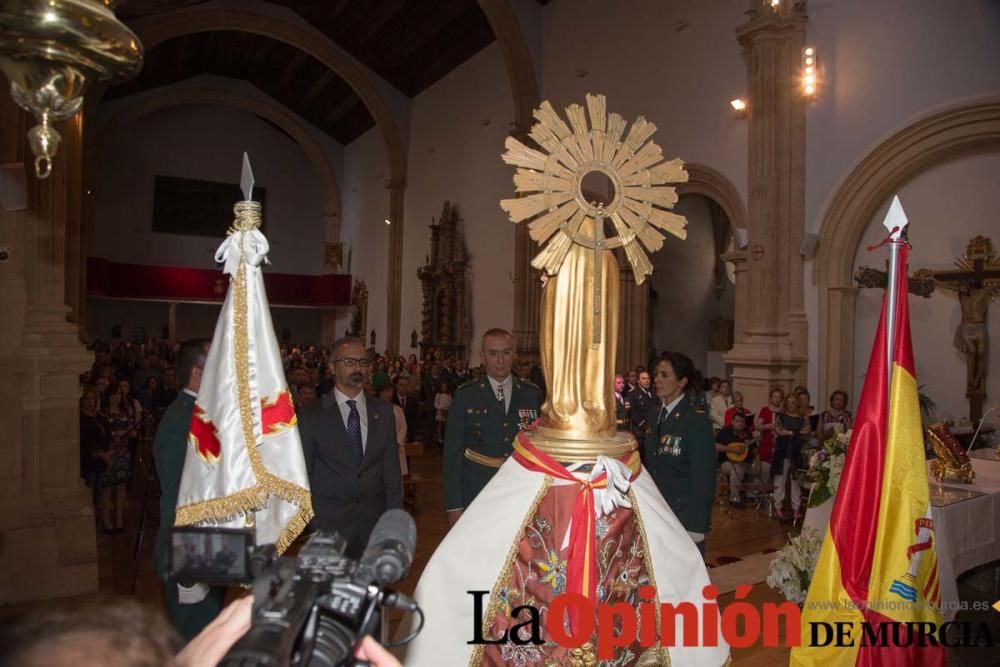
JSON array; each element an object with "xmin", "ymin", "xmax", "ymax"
[{"xmin": 457, "ymin": 378, "xmax": 480, "ymax": 392}]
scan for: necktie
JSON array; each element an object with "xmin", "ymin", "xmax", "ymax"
[{"xmin": 346, "ymin": 399, "xmax": 363, "ymax": 463}]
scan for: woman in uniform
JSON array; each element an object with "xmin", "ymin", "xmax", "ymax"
[{"xmin": 644, "ymin": 351, "xmax": 717, "ymax": 556}]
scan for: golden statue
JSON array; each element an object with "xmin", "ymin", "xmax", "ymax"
[{"xmin": 500, "ymin": 93, "xmax": 689, "ymax": 459}]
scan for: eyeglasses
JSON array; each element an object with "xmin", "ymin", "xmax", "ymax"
[{"xmin": 335, "ymin": 357, "xmax": 371, "ymax": 368}]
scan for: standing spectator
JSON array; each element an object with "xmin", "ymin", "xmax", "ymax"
[
  {"xmin": 755, "ymin": 387, "xmax": 784, "ymax": 482},
  {"xmin": 379, "ymin": 383, "xmax": 409, "ymax": 480},
  {"xmin": 644, "ymin": 351, "xmax": 715, "ymax": 555},
  {"xmin": 773, "ymin": 392, "xmax": 810, "ymax": 523},
  {"xmin": 98, "ymin": 390, "xmax": 135, "ymax": 532},
  {"xmin": 392, "ymin": 376, "xmax": 419, "ymax": 443},
  {"xmin": 723, "ymin": 390, "xmax": 754, "ymax": 428},
  {"xmin": 79, "ymin": 388, "xmax": 109, "ymax": 496},
  {"xmin": 625, "ymin": 369, "xmax": 639, "ymax": 393},
  {"xmin": 709, "ymin": 379, "xmax": 733, "ymax": 432},
  {"xmin": 153, "ymin": 338, "xmax": 224, "ymax": 641},
  {"xmin": 796, "ymin": 387, "xmax": 820, "ymax": 444},
  {"xmin": 819, "ymin": 390, "xmax": 853, "ymax": 438},
  {"xmin": 298, "ymin": 337, "xmax": 402, "ymax": 557}
]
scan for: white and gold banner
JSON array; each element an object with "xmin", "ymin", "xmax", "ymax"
[{"xmin": 175, "ymin": 201, "xmax": 313, "ymax": 552}]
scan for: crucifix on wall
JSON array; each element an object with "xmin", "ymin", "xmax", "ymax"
[{"xmin": 932, "ymin": 236, "xmax": 1000, "ymax": 421}]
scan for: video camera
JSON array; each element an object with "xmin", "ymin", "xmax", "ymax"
[{"xmin": 169, "ymin": 509, "xmax": 423, "ymax": 667}]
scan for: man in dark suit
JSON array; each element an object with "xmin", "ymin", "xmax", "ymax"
[
  {"xmin": 153, "ymin": 338, "xmax": 225, "ymax": 641},
  {"xmin": 443, "ymin": 328, "xmax": 541, "ymax": 526},
  {"xmin": 299, "ymin": 337, "xmax": 403, "ymax": 558},
  {"xmin": 391, "ymin": 375, "xmax": 419, "ymax": 443}
]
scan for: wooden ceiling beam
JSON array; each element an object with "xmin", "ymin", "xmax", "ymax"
[
  {"xmin": 378, "ymin": 0, "xmax": 470, "ymax": 73},
  {"xmin": 319, "ymin": 92, "xmax": 362, "ymax": 129},
  {"xmin": 275, "ymin": 50, "xmax": 309, "ymax": 91},
  {"xmin": 357, "ymin": 0, "xmax": 406, "ymax": 42},
  {"xmin": 299, "ymin": 69, "xmax": 336, "ymax": 107}
]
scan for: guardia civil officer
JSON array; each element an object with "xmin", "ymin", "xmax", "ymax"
[
  {"xmin": 443, "ymin": 328, "xmax": 541, "ymax": 526},
  {"xmin": 643, "ymin": 351, "xmax": 716, "ymax": 556}
]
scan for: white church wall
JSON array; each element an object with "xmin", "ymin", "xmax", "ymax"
[
  {"xmin": 340, "ymin": 126, "xmax": 392, "ymax": 349},
  {"xmin": 400, "ymin": 43, "xmax": 516, "ymax": 362},
  {"xmin": 91, "ymin": 103, "xmax": 338, "ymax": 344},
  {"xmin": 649, "ymin": 195, "xmax": 732, "ymax": 376},
  {"xmin": 804, "ymin": 0, "xmax": 1000, "ymax": 396},
  {"xmin": 851, "ymin": 153, "xmax": 1000, "ymax": 422},
  {"xmin": 539, "ymin": 0, "xmax": 749, "ymax": 208}
]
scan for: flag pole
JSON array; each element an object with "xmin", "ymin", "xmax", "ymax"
[
  {"xmin": 885, "ymin": 238, "xmax": 902, "ymax": 394},
  {"xmin": 881, "ymin": 194, "xmax": 909, "ymax": 400}
]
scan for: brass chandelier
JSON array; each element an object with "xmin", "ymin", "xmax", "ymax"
[{"xmin": 0, "ymin": 0, "xmax": 142, "ymax": 178}]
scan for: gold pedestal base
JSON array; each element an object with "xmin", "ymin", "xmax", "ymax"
[
  {"xmin": 929, "ymin": 459, "xmax": 975, "ymax": 484},
  {"xmin": 524, "ymin": 429, "xmax": 637, "ymax": 462}
]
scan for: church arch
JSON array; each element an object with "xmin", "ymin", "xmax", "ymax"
[
  {"xmin": 813, "ymin": 97, "xmax": 1000, "ymax": 400},
  {"xmin": 98, "ymin": 86, "xmax": 341, "ymax": 242},
  {"xmin": 127, "ymin": 0, "xmax": 408, "ymax": 351},
  {"xmin": 676, "ymin": 162, "xmax": 748, "ymax": 233},
  {"xmin": 476, "ymin": 0, "xmax": 540, "ymax": 134}
]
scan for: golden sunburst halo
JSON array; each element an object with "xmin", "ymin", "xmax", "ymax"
[{"xmin": 500, "ymin": 93, "xmax": 689, "ymax": 284}]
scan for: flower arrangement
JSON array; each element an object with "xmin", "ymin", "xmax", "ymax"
[
  {"xmin": 805, "ymin": 429, "xmax": 850, "ymax": 509},
  {"xmin": 766, "ymin": 528, "xmax": 823, "ymax": 604}
]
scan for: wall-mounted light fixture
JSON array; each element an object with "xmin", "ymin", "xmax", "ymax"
[
  {"xmin": 384, "ymin": 218, "xmax": 391, "ymax": 225},
  {"xmin": 730, "ymin": 98, "xmax": 748, "ymax": 117},
  {"xmin": 802, "ymin": 46, "xmax": 818, "ymax": 100}
]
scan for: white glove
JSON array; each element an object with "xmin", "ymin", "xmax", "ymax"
[{"xmin": 178, "ymin": 582, "xmax": 210, "ymax": 605}]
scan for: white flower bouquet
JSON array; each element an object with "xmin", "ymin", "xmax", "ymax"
[
  {"xmin": 805, "ymin": 429, "xmax": 851, "ymax": 508},
  {"xmin": 766, "ymin": 528, "xmax": 823, "ymax": 604}
]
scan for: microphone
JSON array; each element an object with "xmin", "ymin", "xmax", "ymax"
[{"xmin": 360, "ymin": 509, "xmax": 416, "ymax": 586}]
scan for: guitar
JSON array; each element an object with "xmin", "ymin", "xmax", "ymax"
[{"xmin": 726, "ymin": 442, "xmax": 750, "ymax": 463}]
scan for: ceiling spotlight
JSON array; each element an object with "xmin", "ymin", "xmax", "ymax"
[
  {"xmin": 384, "ymin": 219, "xmax": 391, "ymax": 225},
  {"xmin": 730, "ymin": 98, "xmax": 748, "ymax": 116}
]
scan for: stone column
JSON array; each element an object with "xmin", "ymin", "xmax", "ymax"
[
  {"xmin": 725, "ymin": 2, "xmax": 809, "ymax": 409},
  {"xmin": 0, "ymin": 102, "xmax": 96, "ymax": 604},
  {"xmin": 721, "ymin": 249, "xmax": 750, "ymax": 345}
]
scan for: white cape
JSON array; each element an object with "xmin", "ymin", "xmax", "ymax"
[{"xmin": 399, "ymin": 459, "xmax": 730, "ymax": 666}]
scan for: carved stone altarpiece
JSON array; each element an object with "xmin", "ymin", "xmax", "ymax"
[{"xmin": 417, "ymin": 202, "xmax": 471, "ymax": 361}]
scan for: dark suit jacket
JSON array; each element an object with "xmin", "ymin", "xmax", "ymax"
[
  {"xmin": 392, "ymin": 392, "xmax": 419, "ymax": 443},
  {"xmin": 299, "ymin": 391, "xmax": 403, "ymax": 557}
]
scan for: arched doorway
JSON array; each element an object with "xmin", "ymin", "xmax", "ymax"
[{"xmin": 813, "ymin": 98, "xmax": 1000, "ymax": 401}]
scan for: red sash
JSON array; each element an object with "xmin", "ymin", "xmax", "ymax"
[{"xmin": 512, "ymin": 431, "xmax": 641, "ymax": 623}]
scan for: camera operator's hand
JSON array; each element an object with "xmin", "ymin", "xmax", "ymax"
[
  {"xmin": 176, "ymin": 595, "xmax": 253, "ymax": 667},
  {"xmin": 355, "ymin": 635, "xmax": 402, "ymax": 667}
]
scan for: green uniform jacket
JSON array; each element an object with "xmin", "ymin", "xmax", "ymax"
[
  {"xmin": 643, "ymin": 394, "xmax": 716, "ymax": 535},
  {"xmin": 152, "ymin": 391, "xmax": 224, "ymax": 640},
  {"xmin": 443, "ymin": 376, "xmax": 542, "ymax": 511},
  {"xmin": 153, "ymin": 391, "xmax": 195, "ymax": 582}
]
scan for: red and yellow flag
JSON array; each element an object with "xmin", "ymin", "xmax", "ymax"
[{"xmin": 793, "ymin": 244, "xmax": 944, "ymax": 666}]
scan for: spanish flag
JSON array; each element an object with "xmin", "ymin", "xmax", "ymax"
[{"xmin": 792, "ymin": 243, "xmax": 944, "ymax": 666}]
